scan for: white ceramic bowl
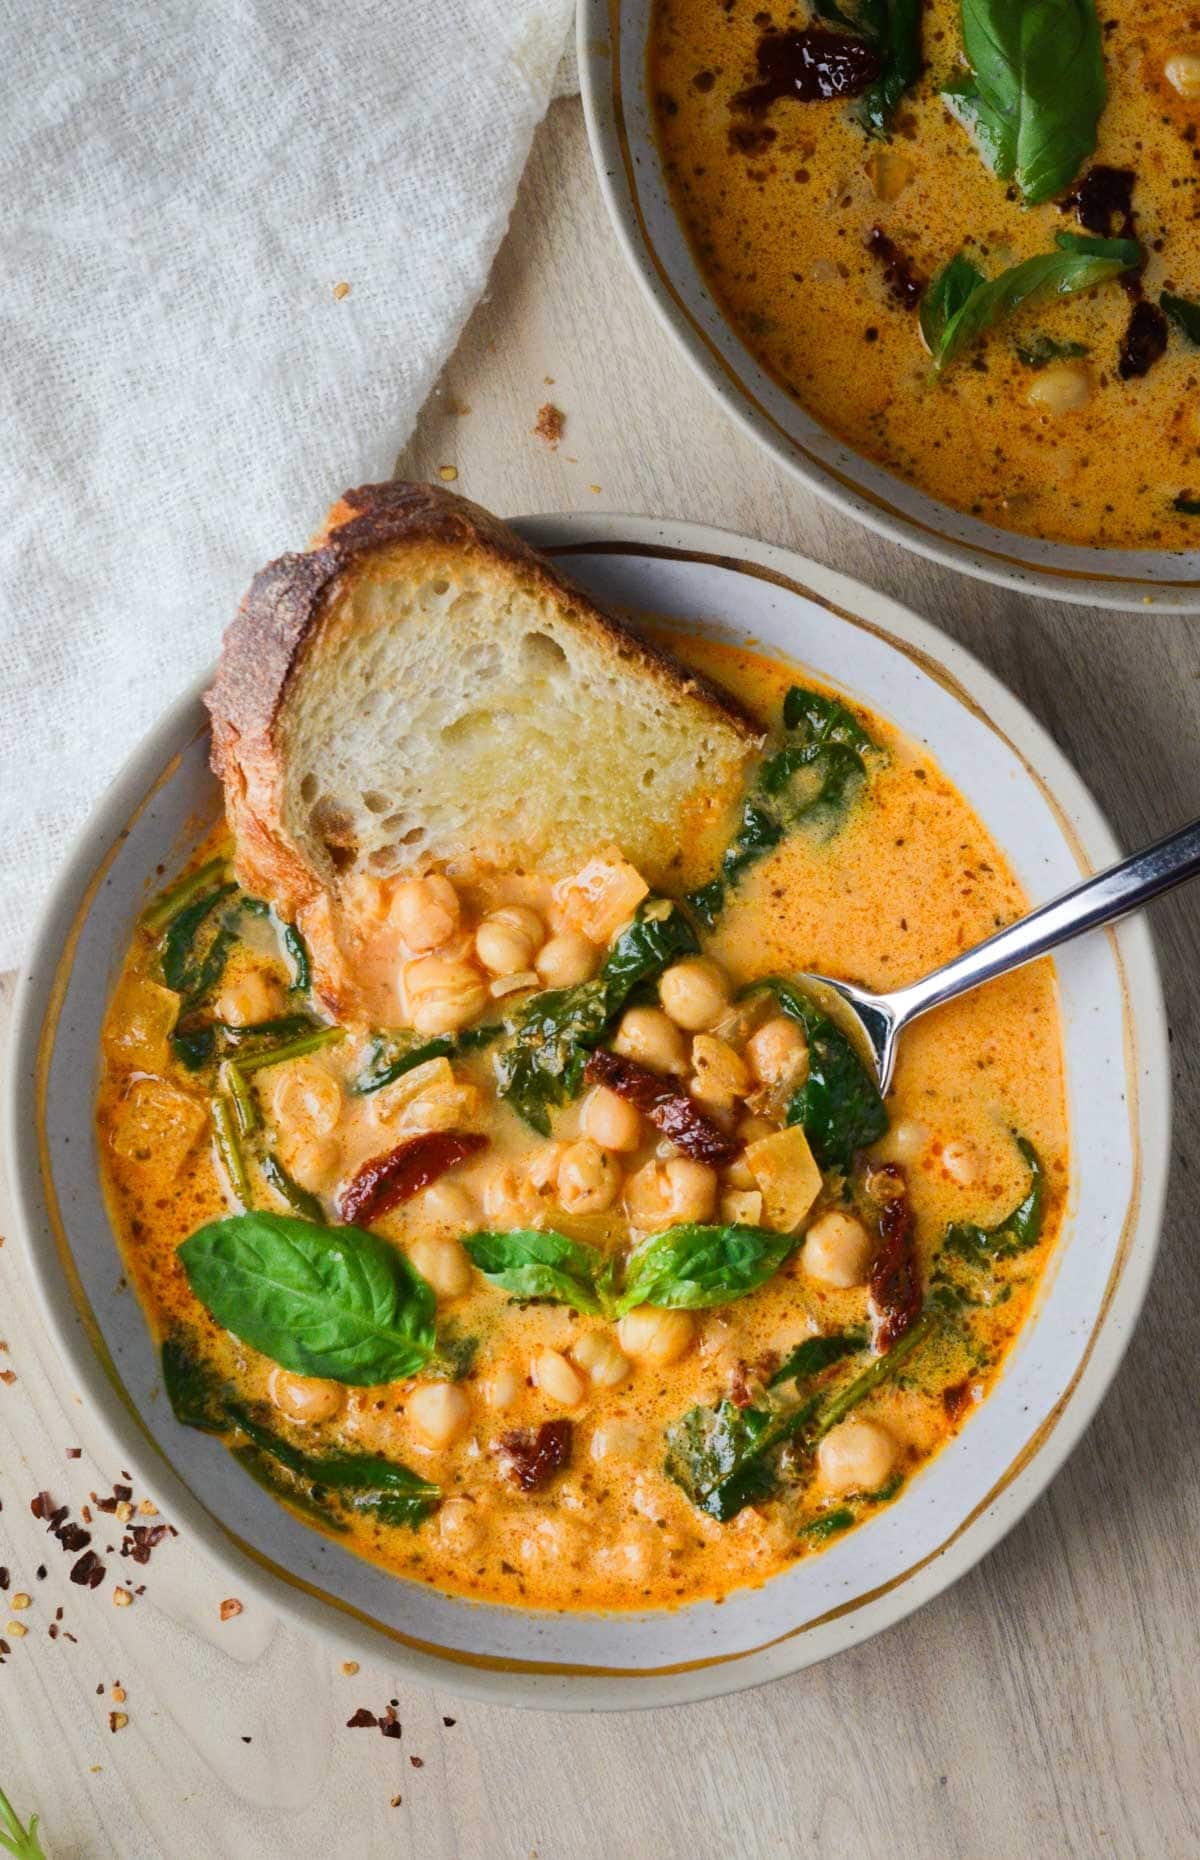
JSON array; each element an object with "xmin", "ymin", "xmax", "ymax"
[
  {"xmin": 579, "ymin": 2, "xmax": 1200, "ymax": 612},
  {"xmin": 4, "ymin": 515, "xmax": 1170, "ymax": 1709}
]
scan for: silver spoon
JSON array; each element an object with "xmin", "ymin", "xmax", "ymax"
[{"xmin": 796, "ymin": 816, "xmax": 1200, "ymax": 1095}]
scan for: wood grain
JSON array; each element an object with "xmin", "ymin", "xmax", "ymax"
[{"xmin": 2, "ymin": 97, "xmax": 1199, "ymax": 1860}]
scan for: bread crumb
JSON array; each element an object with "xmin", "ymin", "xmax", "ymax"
[
  {"xmin": 533, "ymin": 403, "xmax": 565, "ymax": 448},
  {"xmin": 438, "ymin": 464, "xmax": 459, "ymax": 483},
  {"xmin": 341, "ymin": 1660, "xmax": 360, "ymax": 1675},
  {"xmin": 113, "ymin": 1587, "xmax": 133, "ymax": 1608},
  {"xmin": 115, "ymin": 1500, "xmax": 133, "ymax": 1523},
  {"xmin": 333, "ymin": 281, "xmax": 351, "ymax": 301},
  {"xmin": 137, "ymin": 1499, "xmax": 158, "ymax": 1516},
  {"xmin": 219, "ymin": 1598, "xmax": 243, "ymax": 1621}
]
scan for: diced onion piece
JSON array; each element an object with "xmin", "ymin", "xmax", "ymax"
[
  {"xmin": 371, "ymin": 1056, "xmax": 455, "ymax": 1122},
  {"xmin": 745, "ymin": 1125, "xmax": 823, "ymax": 1233},
  {"xmin": 489, "ymin": 969, "xmax": 539, "ymax": 999},
  {"xmin": 555, "ymin": 847, "xmax": 649, "ymax": 943}
]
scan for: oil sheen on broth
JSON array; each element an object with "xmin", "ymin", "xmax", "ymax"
[
  {"xmin": 96, "ymin": 634, "xmax": 1067, "ymax": 1613},
  {"xmin": 649, "ymin": 0, "xmax": 1200, "ymax": 550}
]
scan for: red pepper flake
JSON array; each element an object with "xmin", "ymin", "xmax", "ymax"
[
  {"xmin": 30, "ymin": 1492, "xmax": 52, "ymax": 1519},
  {"xmin": 219, "ymin": 1597, "xmax": 243, "ymax": 1621},
  {"xmin": 0, "ymin": 1369, "xmax": 17, "ymax": 1385},
  {"xmin": 48, "ymin": 1623, "xmax": 59, "ymax": 1640},
  {"xmin": 338, "ymin": 1131, "xmax": 487, "ymax": 1226},
  {"xmin": 495, "ymin": 1420, "xmax": 573, "ymax": 1492},
  {"xmin": 379, "ymin": 1706, "xmax": 402, "ymax": 1740},
  {"xmin": 390, "ymin": 1795, "xmax": 403, "ymax": 1809},
  {"xmin": 66, "ymin": 1447, "xmax": 82, "ymax": 1459},
  {"xmin": 0, "ymin": 1568, "xmax": 8, "ymax": 1591},
  {"xmin": 583, "ymin": 1049, "xmax": 737, "ymax": 1164},
  {"xmin": 347, "ymin": 1708, "xmax": 378, "ymax": 1728},
  {"xmin": 241, "ymin": 1736, "xmax": 252, "ymax": 1744},
  {"xmin": 442, "ymin": 1716, "xmax": 456, "ymax": 1728},
  {"xmin": 70, "ymin": 1550, "xmax": 106, "ymax": 1589},
  {"xmin": 409, "ymin": 1756, "xmax": 424, "ymax": 1769},
  {"xmin": 112, "ymin": 1484, "xmax": 132, "ymax": 1503}
]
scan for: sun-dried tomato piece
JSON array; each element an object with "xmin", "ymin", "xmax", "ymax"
[
  {"xmin": 338, "ymin": 1131, "xmax": 487, "ymax": 1226},
  {"xmin": 732, "ymin": 28, "xmax": 882, "ymax": 113},
  {"xmin": 860, "ymin": 1159, "xmax": 921, "ymax": 1350},
  {"xmin": 496, "ymin": 1420, "xmax": 573, "ymax": 1492},
  {"xmin": 582, "ymin": 1049, "xmax": 737, "ymax": 1164}
]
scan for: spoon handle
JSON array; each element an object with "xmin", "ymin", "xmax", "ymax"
[{"xmin": 891, "ymin": 815, "xmax": 1200, "ymax": 1025}]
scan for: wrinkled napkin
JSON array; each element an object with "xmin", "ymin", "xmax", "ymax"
[{"xmin": 0, "ymin": 0, "xmax": 575, "ymax": 968}]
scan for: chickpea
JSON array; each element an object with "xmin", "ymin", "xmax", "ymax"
[
  {"xmin": 617, "ymin": 1305, "xmax": 695, "ymax": 1367},
  {"xmin": 533, "ymin": 1348, "xmax": 587, "ymax": 1407},
  {"xmin": 589, "ymin": 1419, "xmax": 642, "ymax": 1459},
  {"xmin": 436, "ymin": 1496, "xmax": 485, "ymax": 1554},
  {"xmin": 689, "ymin": 1033, "xmax": 750, "ymax": 1108},
  {"xmin": 942, "ymin": 1139, "xmax": 979, "ymax": 1186},
  {"xmin": 557, "ymin": 1138, "xmax": 622, "ymax": 1215},
  {"xmin": 1028, "ymin": 363, "xmax": 1091, "ymax": 414},
  {"xmin": 816, "ymin": 1417, "xmax": 898, "ymax": 1495},
  {"xmin": 658, "ymin": 957, "xmax": 731, "ymax": 1032},
  {"xmin": 408, "ymin": 1381, "xmax": 471, "ymax": 1449},
  {"xmin": 1165, "ymin": 51, "xmax": 1200, "ymax": 98},
  {"xmin": 886, "ymin": 1118, "xmax": 927, "ymax": 1165},
  {"xmin": 404, "ymin": 954, "xmax": 488, "ymax": 1035},
  {"xmin": 422, "ymin": 1179, "xmax": 476, "ymax": 1229},
  {"xmin": 725, "ymin": 1114, "xmax": 776, "ymax": 1189},
  {"xmin": 484, "ymin": 1366, "xmax": 520, "ymax": 1410},
  {"xmin": 721, "ymin": 1188, "xmax": 763, "ymax": 1226},
  {"xmin": 625, "ymin": 1155, "xmax": 718, "ymax": 1229},
  {"xmin": 279, "ymin": 1130, "xmax": 341, "ymax": 1194},
  {"xmin": 580, "ymin": 1083, "xmax": 641, "ymax": 1152},
  {"xmin": 267, "ymin": 1366, "xmax": 343, "ymax": 1425},
  {"xmin": 482, "ymin": 1162, "xmax": 539, "ymax": 1226},
  {"xmin": 535, "ymin": 931, "xmax": 597, "ymax": 988},
  {"xmin": 613, "ymin": 1005, "xmax": 688, "ymax": 1075},
  {"xmin": 476, "ymin": 905, "xmax": 543, "ymax": 977},
  {"xmin": 271, "ymin": 1058, "xmax": 343, "ymax": 1136},
  {"xmin": 391, "ymin": 874, "xmax": 460, "ymax": 952},
  {"xmin": 804, "ymin": 1210, "xmax": 874, "ymax": 1289},
  {"xmin": 409, "ymin": 1236, "xmax": 473, "ymax": 1298},
  {"xmin": 746, "ymin": 1016, "xmax": 809, "ymax": 1088},
  {"xmin": 573, "ymin": 1329, "xmax": 631, "ymax": 1389},
  {"xmin": 215, "ymin": 966, "xmax": 284, "ymax": 1027}
]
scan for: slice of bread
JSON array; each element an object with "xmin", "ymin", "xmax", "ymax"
[{"xmin": 206, "ymin": 481, "xmax": 761, "ymax": 930}]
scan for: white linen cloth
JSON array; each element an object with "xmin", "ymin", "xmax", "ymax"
[{"xmin": 0, "ymin": 0, "xmax": 575, "ymax": 969}]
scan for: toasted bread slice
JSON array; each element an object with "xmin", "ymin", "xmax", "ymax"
[{"xmin": 207, "ymin": 483, "xmax": 761, "ymax": 935}]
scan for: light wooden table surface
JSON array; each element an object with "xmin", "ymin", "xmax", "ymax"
[{"xmin": 2, "ymin": 96, "xmax": 1199, "ymax": 1860}]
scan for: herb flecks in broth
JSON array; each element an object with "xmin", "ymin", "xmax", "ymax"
[{"xmin": 97, "ymin": 636, "xmax": 1069, "ymax": 1613}]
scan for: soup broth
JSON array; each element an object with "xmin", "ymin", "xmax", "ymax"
[{"xmin": 97, "ymin": 634, "xmax": 1068, "ymax": 1612}]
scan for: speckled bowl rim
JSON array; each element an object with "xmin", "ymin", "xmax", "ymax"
[
  {"xmin": 579, "ymin": 0, "xmax": 1200, "ymax": 612},
  {"xmin": 3, "ymin": 514, "xmax": 1170, "ymax": 1710}
]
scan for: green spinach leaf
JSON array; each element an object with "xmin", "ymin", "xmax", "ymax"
[
  {"xmin": 689, "ymin": 687, "xmax": 881, "ymax": 927},
  {"xmin": 227, "ymin": 1406, "xmax": 439, "ymax": 1528},
  {"xmin": 1014, "ymin": 334, "xmax": 1089, "ymax": 368},
  {"xmin": 496, "ymin": 897, "xmax": 699, "ymax": 1132},
  {"xmin": 616, "ymin": 1223, "xmax": 796, "ymax": 1315},
  {"xmin": 941, "ymin": 1135, "xmax": 1044, "ymax": 1264},
  {"xmin": 769, "ymin": 1328, "xmax": 868, "ymax": 1387},
  {"xmin": 802, "ymin": 1506, "xmax": 856, "ymax": 1540},
  {"xmin": 956, "ymin": 0, "xmax": 1106, "ymax": 205},
  {"xmin": 745, "ymin": 976, "xmax": 888, "ymax": 1170},
  {"xmin": 462, "ymin": 1228, "xmax": 608, "ymax": 1313},
  {"xmin": 282, "ymin": 922, "xmax": 311, "ymax": 993},
  {"xmin": 162, "ymin": 1335, "xmax": 227, "ymax": 1432},
  {"xmin": 1161, "ymin": 291, "xmax": 1200, "ymax": 345},
  {"xmin": 930, "ymin": 246, "xmax": 1134, "ymax": 373},
  {"xmin": 178, "ymin": 1212, "xmax": 438, "ymax": 1385}
]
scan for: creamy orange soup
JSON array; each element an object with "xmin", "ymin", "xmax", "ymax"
[
  {"xmin": 650, "ymin": 0, "xmax": 1200, "ymax": 550},
  {"xmin": 97, "ymin": 634, "xmax": 1067, "ymax": 1612}
]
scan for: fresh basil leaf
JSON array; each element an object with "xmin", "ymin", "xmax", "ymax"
[
  {"xmin": 616, "ymin": 1224, "xmax": 796, "ymax": 1315},
  {"xmin": 690, "ymin": 687, "xmax": 881, "ymax": 927},
  {"xmin": 232, "ymin": 1442, "xmax": 348, "ymax": 1527},
  {"xmin": 162, "ymin": 1336, "xmax": 227, "ymax": 1433},
  {"xmin": 941, "ymin": 73, "xmax": 1013, "ymax": 180},
  {"xmin": 932, "ymin": 248, "xmax": 1134, "ymax": 373},
  {"xmin": 1014, "ymin": 334, "xmax": 1089, "ymax": 368},
  {"xmin": 463, "ymin": 1228, "xmax": 607, "ymax": 1313},
  {"xmin": 178, "ymin": 1212, "xmax": 438, "ymax": 1385},
  {"xmin": 744, "ymin": 977, "xmax": 888, "ymax": 1171},
  {"xmin": 496, "ymin": 898, "xmax": 699, "ymax": 1132},
  {"xmin": 1055, "ymin": 229, "xmax": 1141, "ymax": 266},
  {"xmin": 959, "ymin": 0, "xmax": 1106, "ymax": 205},
  {"xmin": 941, "ymin": 1135, "xmax": 1044, "ymax": 1264},
  {"xmin": 1161, "ymin": 291, "xmax": 1200, "ymax": 346},
  {"xmin": 426, "ymin": 1322, "xmax": 480, "ymax": 1382},
  {"xmin": 227, "ymin": 1405, "xmax": 439, "ymax": 1528},
  {"xmin": 769, "ymin": 1328, "xmax": 868, "ymax": 1387},
  {"xmin": 920, "ymin": 251, "xmax": 986, "ymax": 355}
]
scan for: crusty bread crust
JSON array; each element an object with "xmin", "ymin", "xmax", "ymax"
[{"xmin": 206, "ymin": 480, "xmax": 760, "ymax": 922}]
